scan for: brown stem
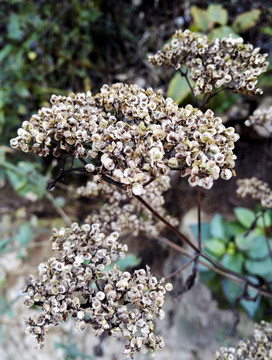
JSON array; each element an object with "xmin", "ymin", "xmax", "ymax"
[
  {"xmin": 134, "ymin": 194, "xmax": 199, "ymax": 252},
  {"xmin": 156, "ymin": 235, "xmax": 272, "ymax": 298},
  {"xmin": 68, "ymin": 162, "xmax": 272, "ymax": 297},
  {"xmin": 134, "ymin": 194, "xmax": 272, "ymax": 296},
  {"xmin": 197, "ymin": 186, "xmax": 201, "ymax": 250},
  {"xmin": 178, "ymin": 69, "xmax": 200, "ymax": 108}
]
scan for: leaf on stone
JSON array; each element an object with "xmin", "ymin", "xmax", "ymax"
[
  {"xmin": 232, "ymin": 10, "xmax": 261, "ymax": 33},
  {"xmin": 167, "ymin": 73, "xmax": 191, "ymax": 103}
]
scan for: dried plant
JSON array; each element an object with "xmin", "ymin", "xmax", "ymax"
[
  {"xmin": 236, "ymin": 177, "xmax": 272, "ymax": 209},
  {"xmin": 9, "ymin": 28, "xmax": 272, "ymax": 358},
  {"xmin": 77, "ymin": 175, "xmax": 178, "ymax": 236},
  {"xmin": 214, "ymin": 321, "xmax": 272, "ymax": 360},
  {"xmin": 24, "ymin": 223, "xmax": 172, "ymax": 357},
  {"xmin": 149, "ymin": 29, "xmax": 268, "ymax": 97}
]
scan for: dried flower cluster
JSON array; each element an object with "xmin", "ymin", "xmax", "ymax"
[
  {"xmin": 77, "ymin": 175, "xmax": 178, "ymax": 236},
  {"xmin": 149, "ymin": 29, "xmax": 268, "ymax": 96},
  {"xmin": 24, "ymin": 223, "xmax": 172, "ymax": 358},
  {"xmin": 245, "ymin": 106, "xmax": 272, "ymax": 137},
  {"xmin": 236, "ymin": 177, "xmax": 272, "ymax": 208},
  {"xmin": 10, "ymin": 83, "xmax": 239, "ymax": 191},
  {"xmin": 214, "ymin": 321, "xmax": 272, "ymax": 360}
]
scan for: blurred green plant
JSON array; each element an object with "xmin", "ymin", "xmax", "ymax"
[
  {"xmin": 55, "ymin": 327, "xmax": 95, "ymax": 360},
  {"xmin": 167, "ymin": 4, "xmax": 272, "ymax": 106},
  {"xmin": 191, "ymin": 207, "xmax": 272, "ymax": 320}
]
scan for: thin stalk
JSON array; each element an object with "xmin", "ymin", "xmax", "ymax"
[
  {"xmin": 197, "ymin": 186, "xmax": 201, "ymax": 250},
  {"xmin": 48, "ymin": 163, "xmax": 272, "ymax": 297},
  {"xmin": 134, "ymin": 193, "xmax": 272, "ymax": 295},
  {"xmin": 134, "ymin": 194, "xmax": 199, "ymax": 252},
  {"xmin": 156, "ymin": 235, "xmax": 272, "ymax": 298},
  {"xmin": 178, "ymin": 69, "xmax": 200, "ymax": 108}
]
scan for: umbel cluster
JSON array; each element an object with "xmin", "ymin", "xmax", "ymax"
[{"xmin": 10, "ymin": 29, "xmax": 269, "ymax": 358}]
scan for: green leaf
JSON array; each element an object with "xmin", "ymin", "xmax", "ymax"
[
  {"xmin": 247, "ymin": 236, "xmax": 272, "ymax": 260},
  {"xmin": 115, "ymin": 254, "xmax": 139, "ymax": 272},
  {"xmin": 191, "ymin": 6, "xmax": 210, "ymax": 32},
  {"xmin": 235, "ymin": 230, "xmax": 261, "ymax": 251},
  {"xmin": 221, "ymin": 253, "xmax": 244, "ymax": 273},
  {"xmin": 241, "ymin": 287, "xmax": 260, "ymax": 318},
  {"xmin": 204, "ymin": 238, "xmax": 226, "ymax": 257},
  {"xmin": 245, "ymin": 257, "xmax": 272, "ymax": 277},
  {"xmin": 222, "ymin": 278, "xmax": 242, "ymax": 303},
  {"xmin": 167, "ymin": 73, "xmax": 191, "ymax": 103},
  {"xmin": 191, "ymin": 5, "xmax": 227, "ymax": 32},
  {"xmin": 6, "ymin": 169, "xmax": 27, "ymax": 192},
  {"xmin": 15, "ymin": 223, "xmax": 32, "ymax": 247},
  {"xmin": 260, "ymin": 26, "xmax": 272, "ymax": 36},
  {"xmin": 0, "ymin": 44, "xmax": 13, "ymax": 63},
  {"xmin": 7, "ymin": 13, "xmax": 24, "ymax": 40},
  {"xmin": 206, "ymin": 5, "xmax": 228, "ymax": 26},
  {"xmin": 256, "ymin": 211, "xmax": 272, "ymax": 229},
  {"xmin": 232, "ymin": 10, "xmax": 261, "ymax": 33},
  {"xmin": 190, "ymin": 222, "xmax": 211, "ymax": 242},
  {"xmin": 210, "ymin": 214, "xmax": 227, "ymax": 242},
  {"xmin": 208, "ymin": 26, "xmax": 239, "ymax": 40},
  {"xmin": 0, "ymin": 90, "xmax": 5, "ymax": 109},
  {"xmin": 225, "ymin": 221, "xmax": 247, "ymax": 237},
  {"xmin": 234, "ymin": 207, "xmax": 255, "ymax": 228}
]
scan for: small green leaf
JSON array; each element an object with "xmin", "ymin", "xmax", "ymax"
[
  {"xmin": 208, "ymin": 26, "xmax": 239, "ymax": 40},
  {"xmin": 260, "ymin": 26, "xmax": 272, "ymax": 36},
  {"xmin": 16, "ymin": 223, "xmax": 32, "ymax": 247},
  {"xmin": 245, "ymin": 257, "xmax": 272, "ymax": 277},
  {"xmin": 115, "ymin": 254, "xmax": 139, "ymax": 272},
  {"xmin": 206, "ymin": 5, "xmax": 228, "ymax": 27},
  {"xmin": 225, "ymin": 221, "xmax": 247, "ymax": 237},
  {"xmin": 234, "ymin": 207, "xmax": 255, "ymax": 228},
  {"xmin": 210, "ymin": 214, "xmax": 227, "ymax": 242},
  {"xmin": 167, "ymin": 73, "xmax": 191, "ymax": 103},
  {"xmin": 6, "ymin": 169, "xmax": 27, "ymax": 192},
  {"xmin": 256, "ymin": 211, "xmax": 272, "ymax": 229},
  {"xmin": 222, "ymin": 278, "xmax": 242, "ymax": 303},
  {"xmin": 190, "ymin": 222, "xmax": 211, "ymax": 242},
  {"xmin": 232, "ymin": 10, "xmax": 261, "ymax": 33},
  {"xmin": 247, "ymin": 236, "xmax": 272, "ymax": 260},
  {"xmin": 221, "ymin": 253, "xmax": 244, "ymax": 273},
  {"xmin": 191, "ymin": 6, "xmax": 209, "ymax": 32},
  {"xmin": 235, "ymin": 230, "xmax": 261, "ymax": 251},
  {"xmin": 241, "ymin": 287, "xmax": 260, "ymax": 318},
  {"xmin": 0, "ymin": 44, "xmax": 13, "ymax": 63},
  {"xmin": 204, "ymin": 238, "xmax": 226, "ymax": 257},
  {"xmin": 7, "ymin": 13, "xmax": 24, "ymax": 40}
]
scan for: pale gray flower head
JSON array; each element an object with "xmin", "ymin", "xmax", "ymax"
[
  {"xmin": 10, "ymin": 83, "xmax": 240, "ymax": 190},
  {"xmin": 149, "ymin": 29, "xmax": 268, "ymax": 96}
]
